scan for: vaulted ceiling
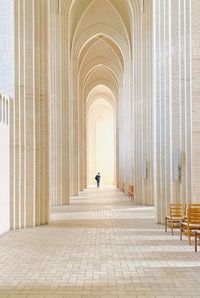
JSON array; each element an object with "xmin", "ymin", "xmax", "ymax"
[{"xmin": 65, "ymin": 0, "xmax": 139, "ymax": 107}]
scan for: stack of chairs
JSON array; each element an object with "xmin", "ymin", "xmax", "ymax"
[{"xmin": 165, "ymin": 203, "xmax": 200, "ymax": 250}]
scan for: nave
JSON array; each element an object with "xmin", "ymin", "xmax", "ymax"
[{"xmin": 0, "ymin": 188, "xmax": 200, "ymax": 298}]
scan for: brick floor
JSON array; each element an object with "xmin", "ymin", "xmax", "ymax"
[{"xmin": 0, "ymin": 187, "xmax": 200, "ymax": 298}]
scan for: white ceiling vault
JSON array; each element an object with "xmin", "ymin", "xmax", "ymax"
[{"xmin": 65, "ymin": 0, "xmax": 141, "ymax": 107}]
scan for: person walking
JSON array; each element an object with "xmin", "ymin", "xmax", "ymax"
[{"xmin": 95, "ymin": 172, "xmax": 101, "ymax": 188}]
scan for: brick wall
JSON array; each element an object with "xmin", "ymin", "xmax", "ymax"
[{"xmin": 0, "ymin": 0, "xmax": 14, "ymax": 96}]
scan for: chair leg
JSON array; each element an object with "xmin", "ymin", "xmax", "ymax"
[
  {"xmin": 180, "ymin": 225, "xmax": 182, "ymax": 240},
  {"xmin": 171, "ymin": 222, "xmax": 173, "ymax": 235},
  {"xmin": 188, "ymin": 229, "xmax": 191, "ymax": 245},
  {"xmin": 195, "ymin": 232, "xmax": 197, "ymax": 252}
]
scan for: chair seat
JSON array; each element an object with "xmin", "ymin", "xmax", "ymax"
[
  {"xmin": 181, "ymin": 222, "xmax": 200, "ymax": 228},
  {"xmin": 166, "ymin": 216, "xmax": 183, "ymax": 221}
]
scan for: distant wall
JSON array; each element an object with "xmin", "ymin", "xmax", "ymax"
[{"xmin": 87, "ymin": 99, "xmax": 115, "ymax": 185}]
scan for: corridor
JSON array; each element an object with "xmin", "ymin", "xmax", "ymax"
[{"xmin": 0, "ymin": 188, "xmax": 200, "ymax": 298}]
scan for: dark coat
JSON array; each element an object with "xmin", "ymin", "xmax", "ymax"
[{"xmin": 95, "ymin": 174, "xmax": 101, "ymax": 182}]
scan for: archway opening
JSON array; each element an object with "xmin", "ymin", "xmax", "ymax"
[{"xmin": 87, "ymin": 97, "xmax": 115, "ymax": 186}]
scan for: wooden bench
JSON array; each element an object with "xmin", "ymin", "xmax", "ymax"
[
  {"xmin": 165, "ymin": 204, "xmax": 186, "ymax": 235},
  {"xmin": 128, "ymin": 185, "xmax": 134, "ymax": 201},
  {"xmin": 180, "ymin": 204, "xmax": 200, "ymax": 245}
]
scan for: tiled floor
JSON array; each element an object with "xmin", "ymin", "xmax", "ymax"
[{"xmin": 0, "ymin": 187, "xmax": 200, "ymax": 298}]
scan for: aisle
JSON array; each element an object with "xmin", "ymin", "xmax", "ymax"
[{"xmin": 0, "ymin": 187, "xmax": 199, "ymax": 298}]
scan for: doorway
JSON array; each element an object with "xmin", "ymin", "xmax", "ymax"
[{"xmin": 87, "ymin": 98, "xmax": 115, "ymax": 186}]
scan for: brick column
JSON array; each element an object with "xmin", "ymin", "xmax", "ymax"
[
  {"xmin": 11, "ymin": 0, "xmax": 49, "ymax": 229},
  {"xmin": 191, "ymin": 0, "xmax": 200, "ymax": 202}
]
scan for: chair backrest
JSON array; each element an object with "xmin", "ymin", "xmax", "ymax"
[
  {"xmin": 170, "ymin": 204, "xmax": 186, "ymax": 219},
  {"xmin": 188, "ymin": 204, "xmax": 200, "ymax": 225},
  {"xmin": 129, "ymin": 185, "xmax": 134, "ymax": 192},
  {"xmin": 121, "ymin": 183, "xmax": 125, "ymax": 192},
  {"xmin": 188, "ymin": 204, "xmax": 200, "ymax": 207}
]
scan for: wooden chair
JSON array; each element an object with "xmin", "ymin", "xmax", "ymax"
[
  {"xmin": 128, "ymin": 185, "xmax": 134, "ymax": 201},
  {"xmin": 165, "ymin": 204, "xmax": 186, "ymax": 235},
  {"xmin": 120, "ymin": 183, "xmax": 125, "ymax": 193},
  {"xmin": 180, "ymin": 204, "xmax": 200, "ymax": 245}
]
